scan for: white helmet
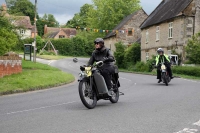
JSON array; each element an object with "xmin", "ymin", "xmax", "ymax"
[{"xmin": 157, "ymin": 48, "xmax": 164, "ymax": 53}]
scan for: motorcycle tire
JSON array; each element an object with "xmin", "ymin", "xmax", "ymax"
[
  {"xmin": 109, "ymin": 79, "xmax": 119, "ymax": 103},
  {"xmin": 163, "ymin": 73, "xmax": 168, "ymax": 86},
  {"xmin": 79, "ymin": 81, "xmax": 97, "ymax": 109}
]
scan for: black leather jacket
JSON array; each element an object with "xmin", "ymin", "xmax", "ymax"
[{"xmin": 88, "ymin": 46, "xmax": 114, "ymax": 67}]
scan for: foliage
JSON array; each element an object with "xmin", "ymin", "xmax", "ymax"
[
  {"xmin": 8, "ymin": 0, "xmax": 35, "ymax": 24},
  {"xmin": 114, "ymin": 42, "xmax": 126, "ymax": 68},
  {"xmin": 66, "ymin": 4, "xmax": 93, "ymax": 28},
  {"xmin": 123, "ymin": 43, "xmax": 141, "ymax": 66},
  {"xmin": 87, "ymin": 0, "xmax": 141, "ymax": 30},
  {"xmin": 185, "ymin": 32, "xmax": 200, "ymax": 64},
  {"xmin": 0, "ymin": 16, "xmax": 19, "ymax": 55},
  {"xmin": 173, "ymin": 66, "xmax": 200, "ymax": 77}
]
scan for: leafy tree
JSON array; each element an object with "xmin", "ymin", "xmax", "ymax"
[
  {"xmin": 66, "ymin": 4, "xmax": 93, "ymax": 28},
  {"xmin": 124, "ymin": 43, "xmax": 141, "ymax": 66},
  {"xmin": 87, "ymin": 0, "xmax": 141, "ymax": 30},
  {"xmin": 8, "ymin": 0, "xmax": 35, "ymax": 24},
  {"xmin": 0, "ymin": 16, "xmax": 18, "ymax": 55},
  {"xmin": 185, "ymin": 32, "xmax": 200, "ymax": 64},
  {"xmin": 114, "ymin": 42, "xmax": 126, "ymax": 68}
]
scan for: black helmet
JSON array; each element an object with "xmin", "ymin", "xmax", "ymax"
[
  {"xmin": 157, "ymin": 48, "xmax": 164, "ymax": 53},
  {"xmin": 94, "ymin": 38, "xmax": 104, "ymax": 44}
]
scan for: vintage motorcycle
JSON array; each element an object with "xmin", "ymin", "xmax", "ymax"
[
  {"xmin": 78, "ymin": 61, "xmax": 121, "ymax": 109},
  {"xmin": 159, "ymin": 62, "xmax": 171, "ymax": 86}
]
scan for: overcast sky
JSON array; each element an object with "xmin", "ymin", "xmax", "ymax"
[{"xmin": 0, "ymin": 0, "xmax": 161, "ymax": 25}]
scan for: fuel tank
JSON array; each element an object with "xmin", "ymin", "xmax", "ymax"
[{"xmin": 93, "ymin": 72, "xmax": 108, "ymax": 94}]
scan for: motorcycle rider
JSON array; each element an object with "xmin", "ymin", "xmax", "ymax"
[
  {"xmin": 155, "ymin": 48, "xmax": 173, "ymax": 83},
  {"xmin": 87, "ymin": 38, "xmax": 115, "ymax": 93}
]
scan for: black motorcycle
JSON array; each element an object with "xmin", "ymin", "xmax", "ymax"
[{"xmin": 78, "ymin": 61, "xmax": 120, "ymax": 109}]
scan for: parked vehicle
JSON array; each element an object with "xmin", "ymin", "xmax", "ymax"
[{"xmin": 77, "ymin": 61, "xmax": 121, "ymax": 109}]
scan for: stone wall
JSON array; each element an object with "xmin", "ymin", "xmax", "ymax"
[{"xmin": 0, "ymin": 53, "xmax": 22, "ymax": 78}]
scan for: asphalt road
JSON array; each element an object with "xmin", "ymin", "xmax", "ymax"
[{"xmin": 0, "ymin": 58, "xmax": 200, "ymax": 133}]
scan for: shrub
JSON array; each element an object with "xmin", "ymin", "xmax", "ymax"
[
  {"xmin": 173, "ymin": 66, "xmax": 200, "ymax": 77},
  {"xmin": 114, "ymin": 42, "xmax": 126, "ymax": 68}
]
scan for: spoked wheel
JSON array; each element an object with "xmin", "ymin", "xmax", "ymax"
[
  {"xmin": 109, "ymin": 79, "xmax": 119, "ymax": 103},
  {"xmin": 163, "ymin": 73, "xmax": 168, "ymax": 86},
  {"xmin": 79, "ymin": 81, "xmax": 97, "ymax": 109}
]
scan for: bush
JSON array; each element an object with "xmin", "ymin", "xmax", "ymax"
[
  {"xmin": 114, "ymin": 42, "xmax": 126, "ymax": 68},
  {"xmin": 124, "ymin": 43, "xmax": 141, "ymax": 66},
  {"xmin": 173, "ymin": 66, "xmax": 200, "ymax": 77}
]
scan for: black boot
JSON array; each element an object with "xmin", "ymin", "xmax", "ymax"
[{"xmin": 158, "ymin": 79, "xmax": 162, "ymax": 83}]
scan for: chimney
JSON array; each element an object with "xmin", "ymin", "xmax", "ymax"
[{"xmin": 2, "ymin": 4, "xmax": 7, "ymax": 11}]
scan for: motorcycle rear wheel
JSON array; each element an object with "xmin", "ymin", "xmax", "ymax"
[
  {"xmin": 109, "ymin": 79, "xmax": 119, "ymax": 103},
  {"xmin": 79, "ymin": 81, "xmax": 97, "ymax": 109}
]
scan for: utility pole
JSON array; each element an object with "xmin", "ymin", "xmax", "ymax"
[{"xmin": 33, "ymin": 0, "xmax": 37, "ymax": 62}]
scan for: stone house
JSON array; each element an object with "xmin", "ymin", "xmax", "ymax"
[
  {"xmin": 0, "ymin": 4, "xmax": 37, "ymax": 39},
  {"xmin": 44, "ymin": 25, "xmax": 76, "ymax": 39},
  {"xmin": 103, "ymin": 9, "xmax": 148, "ymax": 52},
  {"xmin": 140, "ymin": 0, "xmax": 200, "ymax": 62}
]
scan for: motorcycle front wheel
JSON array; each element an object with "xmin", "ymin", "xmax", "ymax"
[
  {"xmin": 78, "ymin": 81, "xmax": 97, "ymax": 109},
  {"xmin": 162, "ymin": 73, "xmax": 168, "ymax": 86}
]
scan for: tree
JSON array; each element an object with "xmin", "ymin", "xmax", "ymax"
[
  {"xmin": 8, "ymin": 0, "xmax": 35, "ymax": 24},
  {"xmin": 0, "ymin": 17, "xmax": 18, "ymax": 55},
  {"xmin": 124, "ymin": 43, "xmax": 141, "ymax": 66},
  {"xmin": 185, "ymin": 32, "xmax": 200, "ymax": 64},
  {"xmin": 66, "ymin": 4, "xmax": 93, "ymax": 28},
  {"xmin": 87, "ymin": 0, "xmax": 141, "ymax": 30}
]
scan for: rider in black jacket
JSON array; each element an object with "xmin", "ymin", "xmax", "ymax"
[{"xmin": 88, "ymin": 38, "xmax": 115, "ymax": 91}]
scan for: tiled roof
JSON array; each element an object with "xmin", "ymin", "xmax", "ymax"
[
  {"xmin": 104, "ymin": 9, "xmax": 145, "ymax": 39},
  {"xmin": 140, "ymin": 0, "xmax": 193, "ymax": 29},
  {"xmin": 45, "ymin": 27, "xmax": 76, "ymax": 38}
]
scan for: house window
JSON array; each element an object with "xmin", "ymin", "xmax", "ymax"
[
  {"xmin": 168, "ymin": 22, "xmax": 173, "ymax": 38},
  {"xmin": 59, "ymin": 35, "xmax": 65, "ymax": 38},
  {"xmin": 146, "ymin": 52, "xmax": 149, "ymax": 61},
  {"xmin": 20, "ymin": 29, "xmax": 25, "ymax": 34},
  {"xmin": 156, "ymin": 26, "xmax": 160, "ymax": 41},
  {"xmin": 146, "ymin": 30, "xmax": 149, "ymax": 43},
  {"xmin": 128, "ymin": 28, "xmax": 133, "ymax": 36}
]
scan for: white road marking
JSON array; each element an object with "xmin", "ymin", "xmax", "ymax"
[
  {"xmin": 48, "ymin": 60, "xmax": 55, "ymax": 65},
  {"xmin": 119, "ymin": 77, "xmax": 132, "ymax": 82},
  {"xmin": 193, "ymin": 120, "xmax": 200, "ymax": 127},
  {"xmin": 3, "ymin": 101, "xmax": 76, "ymax": 115},
  {"xmin": 174, "ymin": 128, "xmax": 198, "ymax": 133}
]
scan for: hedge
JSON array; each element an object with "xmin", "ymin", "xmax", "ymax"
[{"xmin": 172, "ymin": 66, "xmax": 200, "ymax": 77}]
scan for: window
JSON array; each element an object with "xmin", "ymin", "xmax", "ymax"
[
  {"xmin": 20, "ymin": 29, "xmax": 25, "ymax": 34},
  {"xmin": 146, "ymin": 30, "xmax": 149, "ymax": 43},
  {"xmin": 168, "ymin": 22, "xmax": 173, "ymax": 38},
  {"xmin": 59, "ymin": 35, "xmax": 65, "ymax": 38},
  {"xmin": 156, "ymin": 26, "xmax": 160, "ymax": 41},
  {"xmin": 146, "ymin": 52, "xmax": 149, "ymax": 61},
  {"xmin": 128, "ymin": 28, "xmax": 133, "ymax": 36}
]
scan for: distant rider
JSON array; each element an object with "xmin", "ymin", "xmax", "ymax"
[{"xmin": 155, "ymin": 48, "xmax": 173, "ymax": 83}]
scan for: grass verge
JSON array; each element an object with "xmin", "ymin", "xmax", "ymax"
[
  {"xmin": 0, "ymin": 60, "xmax": 75, "ymax": 95},
  {"xmin": 119, "ymin": 69, "xmax": 200, "ymax": 81}
]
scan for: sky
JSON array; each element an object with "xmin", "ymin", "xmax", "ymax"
[{"xmin": 0, "ymin": 0, "xmax": 161, "ymax": 25}]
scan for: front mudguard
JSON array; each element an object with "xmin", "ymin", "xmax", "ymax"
[{"xmin": 78, "ymin": 74, "xmax": 89, "ymax": 82}]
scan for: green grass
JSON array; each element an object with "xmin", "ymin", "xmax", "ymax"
[
  {"xmin": 36, "ymin": 54, "xmax": 68, "ymax": 60},
  {"xmin": 0, "ymin": 60, "xmax": 75, "ymax": 95},
  {"xmin": 119, "ymin": 69, "xmax": 200, "ymax": 81}
]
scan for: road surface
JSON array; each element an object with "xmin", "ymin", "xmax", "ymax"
[{"xmin": 0, "ymin": 58, "xmax": 200, "ymax": 133}]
